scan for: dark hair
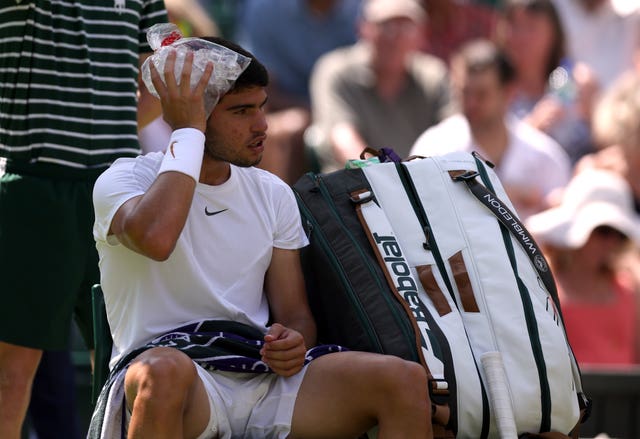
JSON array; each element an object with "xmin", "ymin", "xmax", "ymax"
[
  {"xmin": 502, "ymin": 0, "xmax": 566, "ymax": 78},
  {"xmin": 202, "ymin": 36, "xmax": 269, "ymax": 92},
  {"xmin": 455, "ymin": 39, "xmax": 516, "ymax": 85}
]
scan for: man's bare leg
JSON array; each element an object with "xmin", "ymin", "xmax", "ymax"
[
  {"xmin": 0, "ymin": 341, "xmax": 42, "ymax": 439},
  {"xmin": 124, "ymin": 347, "xmax": 212, "ymax": 439},
  {"xmin": 290, "ymin": 351, "xmax": 432, "ymax": 439}
]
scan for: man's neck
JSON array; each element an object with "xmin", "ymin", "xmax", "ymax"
[
  {"xmin": 469, "ymin": 117, "xmax": 509, "ymax": 166},
  {"xmin": 200, "ymin": 156, "xmax": 232, "ymax": 186},
  {"xmin": 372, "ymin": 57, "xmax": 408, "ymax": 100},
  {"xmin": 376, "ymin": 72, "xmax": 407, "ymax": 100}
]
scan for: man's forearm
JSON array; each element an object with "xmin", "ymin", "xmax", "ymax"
[{"xmin": 282, "ymin": 315, "xmax": 317, "ymax": 348}]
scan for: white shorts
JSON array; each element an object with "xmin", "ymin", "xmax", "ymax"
[{"xmin": 194, "ymin": 363, "xmax": 308, "ymax": 439}]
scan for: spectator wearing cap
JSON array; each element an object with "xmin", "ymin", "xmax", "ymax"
[
  {"xmin": 309, "ymin": 0, "xmax": 454, "ymax": 172},
  {"xmin": 236, "ymin": 0, "xmax": 362, "ymax": 184},
  {"xmin": 526, "ymin": 169, "xmax": 640, "ymax": 367}
]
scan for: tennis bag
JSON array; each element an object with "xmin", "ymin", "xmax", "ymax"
[{"xmin": 292, "ymin": 151, "xmax": 589, "ymax": 439}]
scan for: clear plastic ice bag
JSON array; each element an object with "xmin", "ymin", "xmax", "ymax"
[{"xmin": 141, "ymin": 23, "xmax": 251, "ymax": 116}]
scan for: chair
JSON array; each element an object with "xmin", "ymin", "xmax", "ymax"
[{"xmin": 91, "ymin": 284, "xmax": 112, "ymax": 406}]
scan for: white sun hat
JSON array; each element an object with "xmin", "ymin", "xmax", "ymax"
[{"xmin": 525, "ymin": 169, "xmax": 640, "ymax": 248}]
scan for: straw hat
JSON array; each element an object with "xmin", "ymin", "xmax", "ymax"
[{"xmin": 525, "ymin": 169, "xmax": 640, "ymax": 248}]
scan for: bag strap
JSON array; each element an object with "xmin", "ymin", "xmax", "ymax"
[
  {"xmin": 350, "ymin": 188, "xmax": 454, "ymax": 433},
  {"xmin": 352, "ymin": 190, "xmax": 445, "ymax": 378}
]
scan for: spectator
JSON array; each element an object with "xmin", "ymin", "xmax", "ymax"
[
  {"xmin": 165, "ymin": 0, "xmax": 220, "ymax": 39},
  {"xmin": 197, "ymin": 0, "xmax": 246, "ymax": 40},
  {"xmin": 410, "ymin": 39, "xmax": 571, "ymax": 220},
  {"xmin": 90, "ymin": 38, "xmax": 432, "ymax": 438},
  {"xmin": 240, "ymin": 0, "xmax": 361, "ymax": 109},
  {"xmin": 578, "ymin": 70, "xmax": 640, "ymax": 210},
  {"xmin": 238, "ymin": 0, "xmax": 362, "ymax": 184},
  {"xmin": 496, "ymin": 0, "xmax": 599, "ymax": 165},
  {"xmin": 419, "ymin": 0, "xmax": 499, "ymax": 64},
  {"xmin": 552, "ymin": 0, "xmax": 640, "ymax": 91},
  {"xmin": 526, "ymin": 169, "xmax": 640, "ymax": 367},
  {"xmin": 0, "ymin": 1, "xmax": 167, "ymax": 437},
  {"xmin": 310, "ymin": 0, "xmax": 453, "ymax": 172}
]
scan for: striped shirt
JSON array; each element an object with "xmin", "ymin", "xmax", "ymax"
[{"xmin": 0, "ymin": 0, "xmax": 167, "ymax": 177}]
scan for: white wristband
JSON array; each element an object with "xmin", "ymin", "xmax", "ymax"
[{"xmin": 158, "ymin": 128, "xmax": 205, "ymax": 182}]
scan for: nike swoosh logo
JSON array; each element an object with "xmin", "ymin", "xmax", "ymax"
[
  {"xmin": 204, "ymin": 207, "xmax": 228, "ymax": 216},
  {"xmin": 169, "ymin": 141, "xmax": 177, "ymax": 158}
]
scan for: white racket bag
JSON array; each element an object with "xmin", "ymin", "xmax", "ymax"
[{"xmin": 294, "ymin": 151, "xmax": 589, "ymax": 438}]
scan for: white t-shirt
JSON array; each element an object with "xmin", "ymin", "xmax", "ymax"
[
  {"xmin": 93, "ymin": 152, "xmax": 309, "ymax": 368},
  {"xmin": 138, "ymin": 115, "xmax": 172, "ymax": 154},
  {"xmin": 410, "ymin": 114, "xmax": 572, "ymax": 219}
]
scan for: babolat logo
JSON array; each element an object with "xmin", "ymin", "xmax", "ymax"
[
  {"xmin": 482, "ymin": 193, "xmax": 541, "ymax": 260},
  {"xmin": 372, "ymin": 232, "xmax": 434, "ymax": 353}
]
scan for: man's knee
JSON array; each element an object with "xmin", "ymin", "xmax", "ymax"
[
  {"xmin": 379, "ymin": 357, "xmax": 428, "ymax": 395},
  {"xmin": 125, "ymin": 347, "xmax": 197, "ymax": 405},
  {"xmin": 366, "ymin": 356, "xmax": 430, "ymax": 416}
]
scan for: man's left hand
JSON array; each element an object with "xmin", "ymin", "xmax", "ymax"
[{"xmin": 261, "ymin": 323, "xmax": 307, "ymax": 377}]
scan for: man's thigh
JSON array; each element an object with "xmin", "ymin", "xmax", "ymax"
[{"xmin": 290, "ymin": 351, "xmax": 408, "ymax": 438}]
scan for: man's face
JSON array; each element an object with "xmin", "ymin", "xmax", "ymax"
[
  {"xmin": 451, "ymin": 62, "xmax": 509, "ymax": 128},
  {"xmin": 363, "ymin": 16, "xmax": 421, "ymax": 63},
  {"xmin": 503, "ymin": 8, "xmax": 556, "ymax": 73},
  {"xmin": 204, "ymin": 86, "xmax": 268, "ymax": 167}
]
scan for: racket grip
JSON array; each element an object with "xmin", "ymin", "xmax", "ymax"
[{"xmin": 481, "ymin": 351, "xmax": 518, "ymax": 439}]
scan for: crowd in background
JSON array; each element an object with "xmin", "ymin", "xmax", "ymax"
[{"xmin": 3, "ymin": 0, "xmax": 640, "ymax": 437}]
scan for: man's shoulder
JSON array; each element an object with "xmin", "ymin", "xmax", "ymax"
[
  {"xmin": 237, "ymin": 166, "xmax": 291, "ymax": 190},
  {"xmin": 98, "ymin": 152, "xmax": 162, "ymax": 185},
  {"xmin": 408, "ymin": 52, "xmax": 449, "ymax": 81},
  {"xmin": 410, "ymin": 115, "xmax": 471, "ymax": 156},
  {"xmin": 509, "ymin": 117, "xmax": 565, "ymax": 153},
  {"xmin": 313, "ymin": 44, "xmax": 367, "ymax": 78},
  {"xmin": 113, "ymin": 151, "xmax": 162, "ymax": 171},
  {"xmin": 507, "ymin": 117, "xmax": 571, "ymax": 165}
]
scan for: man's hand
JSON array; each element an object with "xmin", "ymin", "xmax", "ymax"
[
  {"xmin": 149, "ymin": 50, "xmax": 214, "ymax": 133},
  {"xmin": 261, "ymin": 323, "xmax": 307, "ymax": 377},
  {"xmin": 525, "ymin": 97, "xmax": 565, "ymax": 133}
]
